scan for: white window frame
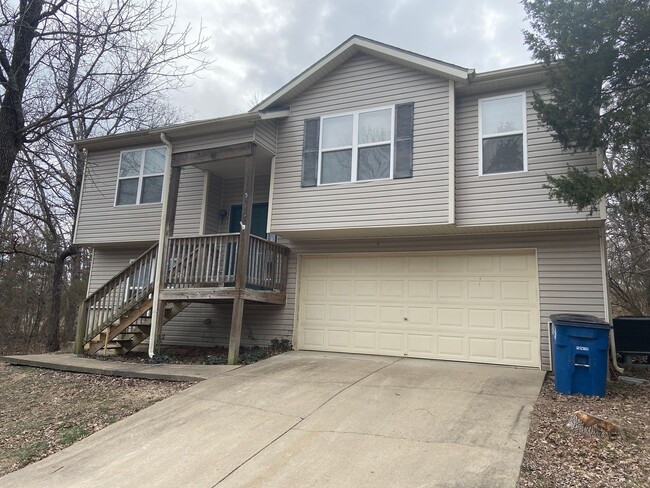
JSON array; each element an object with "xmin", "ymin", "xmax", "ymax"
[
  {"xmin": 478, "ymin": 92, "xmax": 528, "ymax": 176},
  {"xmin": 317, "ymin": 106, "xmax": 395, "ymax": 185},
  {"xmin": 114, "ymin": 146, "xmax": 166, "ymax": 206}
]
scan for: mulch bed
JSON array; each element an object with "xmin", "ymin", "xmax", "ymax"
[
  {"xmin": 517, "ymin": 368, "xmax": 650, "ymax": 487},
  {"xmin": 94, "ymin": 341, "xmax": 293, "ymax": 366},
  {"xmin": 0, "ymin": 363, "xmax": 193, "ymax": 477}
]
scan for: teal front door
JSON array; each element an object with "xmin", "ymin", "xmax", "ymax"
[{"xmin": 229, "ymin": 202, "xmax": 269, "ymax": 237}]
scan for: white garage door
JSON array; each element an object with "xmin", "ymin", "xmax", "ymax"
[{"xmin": 296, "ymin": 251, "xmax": 540, "ymax": 367}]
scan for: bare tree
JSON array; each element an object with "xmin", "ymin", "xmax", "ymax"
[{"xmin": 0, "ymin": 0, "xmax": 209, "ymax": 351}]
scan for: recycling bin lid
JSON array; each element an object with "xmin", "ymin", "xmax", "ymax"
[{"xmin": 549, "ymin": 313, "xmax": 611, "ymax": 328}]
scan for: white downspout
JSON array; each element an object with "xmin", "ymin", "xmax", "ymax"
[{"xmin": 149, "ymin": 132, "xmax": 174, "ymax": 358}]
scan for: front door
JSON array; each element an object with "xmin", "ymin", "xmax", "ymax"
[{"xmin": 229, "ymin": 202, "xmax": 269, "ymax": 238}]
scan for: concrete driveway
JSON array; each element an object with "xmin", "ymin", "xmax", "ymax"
[{"xmin": 0, "ymin": 351, "xmax": 544, "ymax": 488}]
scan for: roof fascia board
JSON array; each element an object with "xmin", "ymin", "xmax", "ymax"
[{"xmin": 253, "ymin": 36, "xmax": 471, "ymax": 112}]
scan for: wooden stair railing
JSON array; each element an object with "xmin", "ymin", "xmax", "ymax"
[{"xmin": 75, "ymin": 244, "xmax": 158, "ymax": 355}]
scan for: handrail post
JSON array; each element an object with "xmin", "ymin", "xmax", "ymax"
[
  {"xmin": 228, "ymin": 144, "xmax": 256, "ymax": 365},
  {"xmin": 74, "ymin": 300, "xmax": 89, "ymax": 356}
]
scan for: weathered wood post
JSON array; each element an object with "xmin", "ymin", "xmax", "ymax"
[
  {"xmin": 228, "ymin": 144, "xmax": 256, "ymax": 365},
  {"xmin": 74, "ymin": 300, "xmax": 89, "ymax": 355}
]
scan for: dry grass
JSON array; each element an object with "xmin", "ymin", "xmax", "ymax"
[
  {"xmin": 517, "ymin": 369, "xmax": 650, "ymax": 487},
  {"xmin": 0, "ymin": 362, "xmax": 192, "ymax": 476}
]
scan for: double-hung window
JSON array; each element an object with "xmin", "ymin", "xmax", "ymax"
[
  {"xmin": 479, "ymin": 93, "xmax": 527, "ymax": 175},
  {"xmin": 115, "ymin": 147, "xmax": 166, "ymax": 205},
  {"xmin": 319, "ymin": 107, "xmax": 393, "ymax": 184}
]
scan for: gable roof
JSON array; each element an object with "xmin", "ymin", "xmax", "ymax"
[{"xmin": 251, "ymin": 35, "xmax": 474, "ymax": 112}]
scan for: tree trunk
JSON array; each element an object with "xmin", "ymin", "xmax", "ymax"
[{"xmin": 46, "ymin": 245, "xmax": 78, "ymax": 352}]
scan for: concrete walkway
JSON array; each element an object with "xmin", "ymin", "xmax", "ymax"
[
  {"xmin": 0, "ymin": 351, "xmax": 545, "ymax": 488},
  {"xmin": 0, "ymin": 354, "xmax": 239, "ymax": 382}
]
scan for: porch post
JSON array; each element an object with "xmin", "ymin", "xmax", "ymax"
[
  {"xmin": 228, "ymin": 144, "xmax": 256, "ymax": 364},
  {"xmin": 149, "ymin": 133, "xmax": 181, "ymax": 357}
]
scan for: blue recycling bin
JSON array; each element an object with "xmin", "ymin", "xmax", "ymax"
[{"xmin": 550, "ymin": 314, "xmax": 611, "ymax": 397}]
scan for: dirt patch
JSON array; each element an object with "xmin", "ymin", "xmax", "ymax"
[
  {"xmin": 517, "ymin": 369, "xmax": 650, "ymax": 487},
  {"xmin": 0, "ymin": 362, "xmax": 192, "ymax": 477}
]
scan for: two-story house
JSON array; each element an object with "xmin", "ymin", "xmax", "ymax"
[{"xmin": 72, "ymin": 36, "xmax": 608, "ymax": 370}]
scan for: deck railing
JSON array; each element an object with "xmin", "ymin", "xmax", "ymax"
[
  {"xmin": 165, "ymin": 233, "xmax": 239, "ymax": 288},
  {"xmin": 248, "ymin": 235, "xmax": 290, "ymax": 291},
  {"xmin": 164, "ymin": 233, "xmax": 289, "ymax": 292},
  {"xmin": 78, "ymin": 243, "xmax": 158, "ymax": 344}
]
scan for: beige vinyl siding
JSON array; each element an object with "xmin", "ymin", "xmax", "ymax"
[
  {"xmin": 85, "ymin": 229, "xmax": 605, "ymax": 365},
  {"xmin": 171, "ymin": 167, "xmax": 205, "ymax": 238},
  {"xmin": 75, "ymin": 149, "xmax": 162, "ymax": 245},
  {"xmin": 253, "ymin": 119, "xmax": 277, "ymax": 153},
  {"xmin": 75, "ymin": 148, "xmax": 206, "ymax": 245},
  {"xmin": 87, "ymin": 247, "xmax": 149, "ymax": 294},
  {"xmin": 270, "ymin": 52, "xmax": 450, "ymax": 234},
  {"xmin": 455, "ymin": 87, "xmax": 600, "ymax": 225},
  {"xmin": 277, "ymin": 228, "xmax": 606, "ymax": 370},
  {"xmin": 203, "ymin": 173, "xmax": 223, "ymax": 234},
  {"xmin": 170, "ymin": 127, "xmax": 254, "ymax": 153}
]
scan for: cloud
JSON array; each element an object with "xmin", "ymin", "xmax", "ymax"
[{"xmin": 172, "ymin": 0, "xmax": 532, "ymax": 119}]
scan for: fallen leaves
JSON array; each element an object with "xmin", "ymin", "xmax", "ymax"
[
  {"xmin": 0, "ymin": 362, "xmax": 193, "ymax": 477},
  {"xmin": 517, "ymin": 370, "xmax": 650, "ymax": 487}
]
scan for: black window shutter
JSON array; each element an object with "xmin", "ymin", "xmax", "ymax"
[
  {"xmin": 302, "ymin": 118, "xmax": 320, "ymax": 187},
  {"xmin": 394, "ymin": 102, "xmax": 414, "ymax": 179}
]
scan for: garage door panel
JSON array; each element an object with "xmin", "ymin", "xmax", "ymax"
[
  {"xmin": 327, "ymin": 329, "xmax": 350, "ymax": 348},
  {"xmin": 437, "ymin": 255, "xmax": 464, "ymax": 273},
  {"xmin": 468, "ymin": 337, "xmax": 499, "ymax": 360},
  {"xmin": 502, "ymin": 339, "xmax": 534, "ymax": 363},
  {"xmin": 407, "ymin": 280, "xmax": 434, "ymax": 299},
  {"xmin": 302, "ymin": 328, "xmax": 325, "ymax": 348},
  {"xmin": 329, "ymin": 304, "xmax": 351, "ymax": 322},
  {"xmin": 352, "ymin": 330, "xmax": 376, "ymax": 351},
  {"xmin": 380, "ymin": 280, "xmax": 405, "ymax": 298},
  {"xmin": 468, "ymin": 280, "xmax": 497, "ymax": 299},
  {"xmin": 304, "ymin": 279, "xmax": 327, "ymax": 297},
  {"xmin": 354, "ymin": 257, "xmax": 379, "ymax": 273},
  {"xmin": 437, "ymin": 281, "xmax": 465, "ymax": 299},
  {"xmin": 380, "ymin": 256, "xmax": 408, "ymax": 273},
  {"xmin": 379, "ymin": 306, "xmax": 404, "ymax": 324},
  {"xmin": 407, "ymin": 334, "xmax": 434, "ymax": 354},
  {"xmin": 329, "ymin": 280, "xmax": 352, "ymax": 296},
  {"xmin": 501, "ymin": 309, "xmax": 535, "ymax": 332},
  {"xmin": 354, "ymin": 280, "xmax": 377, "ymax": 297},
  {"xmin": 408, "ymin": 256, "xmax": 436, "ymax": 273},
  {"xmin": 407, "ymin": 307, "xmax": 433, "ymax": 326},
  {"xmin": 353, "ymin": 305, "xmax": 377, "ymax": 323},
  {"xmin": 501, "ymin": 281, "xmax": 534, "ymax": 301},
  {"xmin": 468, "ymin": 309, "xmax": 497, "ymax": 329},
  {"xmin": 436, "ymin": 335, "xmax": 465, "ymax": 358},
  {"xmin": 297, "ymin": 251, "xmax": 540, "ymax": 367}
]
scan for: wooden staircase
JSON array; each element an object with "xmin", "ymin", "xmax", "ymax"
[
  {"xmin": 85, "ymin": 300, "xmax": 189, "ymax": 356},
  {"xmin": 76, "ymin": 244, "xmax": 190, "ymax": 356}
]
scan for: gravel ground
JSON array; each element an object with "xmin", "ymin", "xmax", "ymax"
[
  {"xmin": 0, "ymin": 362, "xmax": 192, "ymax": 477},
  {"xmin": 517, "ymin": 369, "xmax": 650, "ymax": 487}
]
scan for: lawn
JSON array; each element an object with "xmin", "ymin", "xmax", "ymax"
[{"xmin": 0, "ymin": 362, "xmax": 192, "ymax": 477}]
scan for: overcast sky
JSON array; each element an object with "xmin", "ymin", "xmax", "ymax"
[{"xmin": 172, "ymin": 0, "xmax": 533, "ymax": 119}]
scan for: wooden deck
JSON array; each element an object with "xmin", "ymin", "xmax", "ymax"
[
  {"xmin": 160, "ymin": 233, "xmax": 288, "ymax": 303},
  {"xmin": 75, "ymin": 233, "xmax": 289, "ymax": 356}
]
